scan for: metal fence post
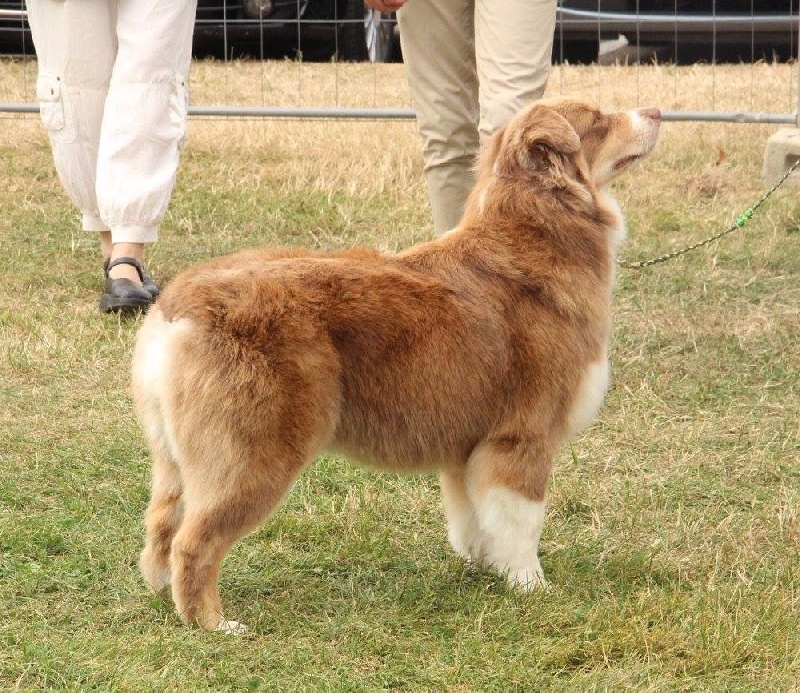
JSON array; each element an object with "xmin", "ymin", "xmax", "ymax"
[{"xmin": 796, "ymin": 10, "xmax": 800, "ymax": 127}]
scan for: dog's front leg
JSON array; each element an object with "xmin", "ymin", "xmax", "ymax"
[
  {"xmin": 440, "ymin": 469, "xmax": 482, "ymax": 561},
  {"xmin": 464, "ymin": 437, "xmax": 553, "ymax": 590}
]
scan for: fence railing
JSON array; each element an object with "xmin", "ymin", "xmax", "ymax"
[{"xmin": 1, "ymin": 4, "xmax": 798, "ymax": 126}]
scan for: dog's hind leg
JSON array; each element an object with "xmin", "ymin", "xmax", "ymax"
[
  {"xmin": 465, "ymin": 437, "xmax": 555, "ymax": 591},
  {"xmin": 169, "ymin": 444, "xmax": 315, "ymax": 633},
  {"xmin": 139, "ymin": 445, "xmax": 184, "ymax": 594}
]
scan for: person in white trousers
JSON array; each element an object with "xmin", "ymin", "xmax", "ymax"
[
  {"xmin": 366, "ymin": 0, "xmax": 557, "ymax": 235},
  {"xmin": 26, "ymin": 0, "xmax": 198, "ymax": 313}
]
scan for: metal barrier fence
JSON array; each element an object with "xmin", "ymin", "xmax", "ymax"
[{"xmin": 0, "ymin": 3, "xmax": 798, "ymax": 125}]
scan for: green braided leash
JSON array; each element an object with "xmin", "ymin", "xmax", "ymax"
[{"xmin": 618, "ymin": 157, "xmax": 800, "ymax": 269}]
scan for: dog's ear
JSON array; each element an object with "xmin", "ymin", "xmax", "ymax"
[
  {"xmin": 476, "ymin": 125, "xmax": 507, "ymax": 180},
  {"xmin": 495, "ymin": 104, "xmax": 582, "ymax": 180}
]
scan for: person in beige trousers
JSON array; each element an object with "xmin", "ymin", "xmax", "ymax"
[
  {"xmin": 26, "ymin": 0, "xmax": 198, "ymax": 313},
  {"xmin": 366, "ymin": 0, "xmax": 557, "ymax": 235}
]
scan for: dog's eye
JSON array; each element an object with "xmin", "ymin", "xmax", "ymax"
[
  {"xmin": 585, "ymin": 119, "xmax": 609, "ymax": 142},
  {"xmin": 573, "ymin": 110, "xmax": 605, "ymax": 139}
]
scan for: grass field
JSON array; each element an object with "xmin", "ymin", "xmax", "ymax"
[{"xmin": 1, "ymin": 59, "xmax": 799, "ymax": 689}]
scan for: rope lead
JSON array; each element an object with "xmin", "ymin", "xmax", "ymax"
[{"xmin": 619, "ymin": 158, "xmax": 800, "ymax": 269}]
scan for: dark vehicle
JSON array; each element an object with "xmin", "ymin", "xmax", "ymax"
[
  {"xmin": 555, "ymin": 1, "xmax": 799, "ymax": 63},
  {"xmin": 193, "ymin": 0, "xmax": 400, "ymax": 61},
  {"xmin": 0, "ymin": 0, "xmax": 400, "ymax": 62},
  {"xmin": 1, "ymin": 1, "xmax": 797, "ymax": 63}
]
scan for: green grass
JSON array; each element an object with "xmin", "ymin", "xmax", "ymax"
[{"xmin": 1, "ymin": 61, "xmax": 799, "ymax": 689}]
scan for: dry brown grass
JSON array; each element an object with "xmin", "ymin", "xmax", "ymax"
[{"xmin": 7, "ymin": 55, "xmax": 797, "ymax": 108}]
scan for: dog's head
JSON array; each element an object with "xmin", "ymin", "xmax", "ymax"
[{"xmin": 481, "ymin": 98, "xmax": 661, "ymax": 192}]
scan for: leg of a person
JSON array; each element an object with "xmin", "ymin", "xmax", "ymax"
[
  {"xmin": 397, "ymin": 0, "xmax": 479, "ymax": 236},
  {"xmin": 475, "ymin": 0, "xmax": 556, "ymax": 140},
  {"xmin": 97, "ymin": 0, "xmax": 198, "ymax": 260},
  {"xmin": 25, "ymin": 0, "xmax": 116, "ymax": 236}
]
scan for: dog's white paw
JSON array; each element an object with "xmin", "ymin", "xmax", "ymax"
[
  {"xmin": 214, "ymin": 618, "xmax": 248, "ymax": 635},
  {"xmin": 506, "ymin": 565, "xmax": 549, "ymax": 592}
]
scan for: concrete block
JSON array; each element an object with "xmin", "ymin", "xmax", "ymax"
[{"xmin": 762, "ymin": 127, "xmax": 800, "ymax": 188}]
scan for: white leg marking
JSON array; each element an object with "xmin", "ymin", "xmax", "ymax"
[
  {"xmin": 440, "ymin": 471, "xmax": 483, "ymax": 561},
  {"xmin": 469, "ymin": 485, "xmax": 548, "ymax": 591}
]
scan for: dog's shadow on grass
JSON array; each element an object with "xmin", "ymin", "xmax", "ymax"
[
  {"xmin": 145, "ymin": 551, "xmax": 528, "ymax": 634},
  {"xmin": 144, "ymin": 537, "xmax": 682, "ymax": 635}
]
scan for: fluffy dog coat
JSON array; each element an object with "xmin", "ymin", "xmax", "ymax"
[{"xmin": 133, "ymin": 98, "xmax": 661, "ymax": 631}]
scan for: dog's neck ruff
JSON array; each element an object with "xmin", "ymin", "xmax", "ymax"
[{"xmin": 597, "ymin": 191, "xmax": 627, "ymax": 257}]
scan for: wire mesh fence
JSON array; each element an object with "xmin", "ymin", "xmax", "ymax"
[{"xmin": 0, "ymin": 2, "xmax": 798, "ymax": 123}]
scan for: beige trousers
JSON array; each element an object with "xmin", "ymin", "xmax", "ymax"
[
  {"xmin": 397, "ymin": 0, "xmax": 556, "ymax": 234},
  {"xmin": 26, "ymin": 0, "xmax": 197, "ymax": 244}
]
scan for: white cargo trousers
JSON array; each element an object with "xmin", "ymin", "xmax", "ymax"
[
  {"xmin": 397, "ymin": 0, "xmax": 556, "ymax": 235},
  {"xmin": 26, "ymin": 0, "xmax": 198, "ymax": 244}
]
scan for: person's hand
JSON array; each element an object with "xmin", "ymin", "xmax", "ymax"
[{"xmin": 363, "ymin": 0, "xmax": 407, "ymax": 12}]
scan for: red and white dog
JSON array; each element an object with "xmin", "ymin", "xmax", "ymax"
[{"xmin": 133, "ymin": 98, "xmax": 661, "ymax": 632}]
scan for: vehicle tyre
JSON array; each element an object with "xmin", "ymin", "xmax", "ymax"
[{"xmin": 338, "ymin": 0, "xmax": 399, "ymax": 62}]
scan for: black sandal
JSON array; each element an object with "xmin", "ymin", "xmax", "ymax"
[
  {"xmin": 102, "ymin": 258, "xmax": 160, "ymax": 298},
  {"xmin": 99, "ymin": 257, "xmax": 154, "ymax": 314}
]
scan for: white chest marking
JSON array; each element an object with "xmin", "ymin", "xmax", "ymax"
[{"xmin": 566, "ymin": 357, "xmax": 610, "ymax": 439}]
